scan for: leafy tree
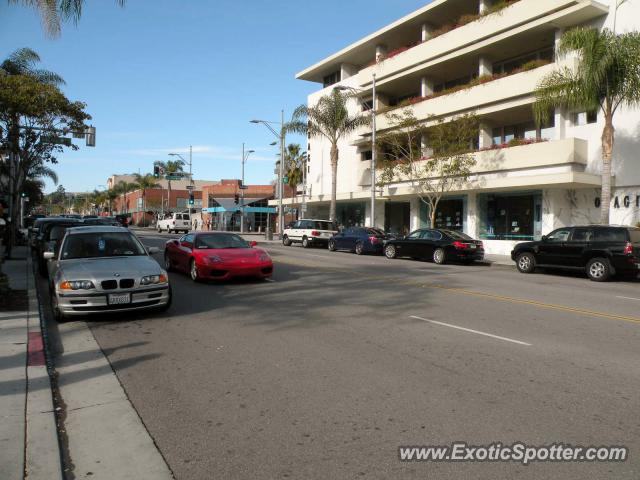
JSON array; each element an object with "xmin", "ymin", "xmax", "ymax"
[
  {"xmin": 156, "ymin": 159, "xmax": 185, "ymax": 208},
  {"xmin": 132, "ymin": 173, "xmax": 160, "ymax": 223},
  {"xmin": 377, "ymin": 110, "xmax": 479, "ymax": 228},
  {"xmin": 7, "ymin": 0, "xmax": 126, "ymax": 38},
  {"xmin": 533, "ymin": 28, "xmax": 640, "ymax": 224},
  {"xmin": 283, "ymin": 143, "xmax": 306, "ymax": 207},
  {"xmin": 287, "ymin": 89, "xmax": 370, "ymax": 222}
]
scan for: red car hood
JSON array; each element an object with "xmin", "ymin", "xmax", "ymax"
[{"xmin": 195, "ymin": 247, "xmax": 268, "ymax": 263}]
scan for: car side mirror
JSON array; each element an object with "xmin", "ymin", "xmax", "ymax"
[
  {"xmin": 171, "ymin": 240, "xmax": 179, "ymax": 245},
  {"xmin": 249, "ymin": 240, "xmax": 258, "ymax": 248},
  {"xmin": 541, "ymin": 235, "xmax": 548, "ymax": 242},
  {"xmin": 147, "ymin": 247, "xmax": 160, "ymax": 254},
  {"xmin": 43, "ymin": 251, "xmax": 55, "ymax": 260}
]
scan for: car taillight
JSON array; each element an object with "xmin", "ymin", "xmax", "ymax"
[
  {"xmin": 369, "ymin": 236, "xmax": 379, "ymax": 244},
  {"xmin": 452, "ymin": 241, "xmax": 471, "ymax": 249},
  {"xmin": 311, "ymin": 230, "xmax": 320, "ymax": 237},
  {"xmin": 172, "ymin": 221, "xmax": 175, "ymax": 226},
  {"xmin": 623, "ymin": 242, "xmax": 633, "ymax": 255}
]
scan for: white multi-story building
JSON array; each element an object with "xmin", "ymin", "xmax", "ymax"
[{"xmin": 294, "ymin": 0, "xmax": 640, "ymax": 255}]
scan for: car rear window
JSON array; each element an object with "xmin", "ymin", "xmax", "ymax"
[
  {"xmin": 593, "ymin": 228, "xmax": 628, "ymax": 243},
  {"xmin": 314, "ymin": 221, "xmax": 335, "ymax": 230},
  {"xmin": 628, "ymin": 229, "xmax": 640, "ymax": 243}
]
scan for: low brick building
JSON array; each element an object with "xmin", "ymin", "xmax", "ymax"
[{"xmin": 113, "ymin": 187, "xmax": 203, "ymax": 226}]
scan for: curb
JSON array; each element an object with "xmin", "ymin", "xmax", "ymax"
[{"xmin": 25, "ymin": 256, "xmax": 64, "ymax": 479}]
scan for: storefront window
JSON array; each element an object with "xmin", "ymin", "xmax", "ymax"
[
  {"xmin": 478, "ymin": 192, "xmax": 542, "ymax": 240},
  {"xmin": 420, "ymin": 198, "xmax": 465, "ymax": 232},
  {"xmin": 336, "ymin": 202, "xmax": 366, "ymax": 229}
]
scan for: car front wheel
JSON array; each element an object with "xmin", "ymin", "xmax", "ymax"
[
  {"xmin": 516, "ymin": 252, "xmax": 536, "ymax": 274},
  {"xmin": 384, "ymin": 244, "xmax": 397, "ymax": 259},
  {"xmin": 586, "ymin": 257, "xmax": 612, "ymax": 282},
  {"xmin": 164, "ymin": 253, "xmax": 173, "ymax": 271},
  {"xmin": 328, "ymin": 239, "xmax": 336, "ymax": 251}
]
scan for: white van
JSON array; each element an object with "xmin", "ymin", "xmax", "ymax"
[{"xmin": 157, "ymin": 213, "xmax": 191, "ymax": 234}]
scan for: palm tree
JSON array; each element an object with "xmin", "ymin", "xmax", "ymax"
[
  {"xmin": 284, "ymin": 143, "xmax": 306, "ymax": 209},
  {"xmin": 0, "ymin": 47, "xmax": 65, "ymax": 85},
  {"xmin": 156, "ymin": 159, "xmax": 185, "ymax": 210},
  {"xmin": 7, "ymin": 0, "xmax": 125, "ymax": 38},
  {"xmin": 132, "ymin": 173, "xmax": 160, "ymax": 226},
  {"xmin": 287, "ymin": 89, "xmax": 370, "ymax": 222},
  {"xmin": 533, "ymin": 28, "xmax": 640, "ymax": 224}
]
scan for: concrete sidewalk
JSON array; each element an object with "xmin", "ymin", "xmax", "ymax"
[{"xmin": 0, "ymin": 246, "xmax": 62, "ymax": 480}]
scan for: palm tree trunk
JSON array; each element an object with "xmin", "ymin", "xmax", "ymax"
[
  {"xmin": 600, "ymin": 108, "xmax": 614, "ymax": 225},
  {"xmin": 330, "ymin": 142, "xmax": 338, "ymax": 222}
]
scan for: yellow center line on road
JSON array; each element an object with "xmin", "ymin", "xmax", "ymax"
[{"xmin": 274, "ymin": 257, "xmax": 640, "ymax": 325}]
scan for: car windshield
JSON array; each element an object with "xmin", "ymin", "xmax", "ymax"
[
  {"xmin": 61, "ymin": 232, "xmax": 147, "ymax": 259},
  {"xmin": 195, "ymin": 234, "xmax": 249, "ymax": 249}
]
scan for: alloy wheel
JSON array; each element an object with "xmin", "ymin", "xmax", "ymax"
[
  {"xmin": 385, "ymin": 245, "xmax": 396, "ymax": 259},
  {"xmin": 589, "ymin": 261, "xmax": 606, "ymax": 278},
  {"xmin": 190, "ymin": 260, "xmax": 199, "ymax": 281}
]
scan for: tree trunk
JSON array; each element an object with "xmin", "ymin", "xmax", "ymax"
[
  {"xmin": 600, "ymin": 109, "xmax": 615, "ymax": 225},
  {"xmin": 430, "ymin": 207, "xmax": 436, "ymax": 229},
  {"xmin": 330, "ymin": 143, "xmax": 338, "ymax": 222}
]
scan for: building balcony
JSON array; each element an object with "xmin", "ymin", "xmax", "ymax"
[
  {"xmin": 375, "ymin": 61, "xmax": 561, "ymax": 130},
  {"xmin": 356, "ymin": 0, "xmax": 608, "ymax": 89}
]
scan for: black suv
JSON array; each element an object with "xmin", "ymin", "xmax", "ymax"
[{"xmin": 511, "ymin": 225, "xmax": 640, "ymax": 281}]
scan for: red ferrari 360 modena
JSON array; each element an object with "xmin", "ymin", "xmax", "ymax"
[{"xmin": 164, "ymin": 232, "xmax": 273, "ymax": 282}]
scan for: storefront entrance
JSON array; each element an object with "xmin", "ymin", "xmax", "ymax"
[
  {"xmin": 478, "ymin": 192, "xmax": 542, "ymax": 241},
  {"xmin": 385, "ymin": 202, "xmax": 410, "ymax": 236}
]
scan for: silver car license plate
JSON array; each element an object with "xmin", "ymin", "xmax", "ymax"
[{"xmin": 108, "ymin": 293, "xmax": 131, "ymax": 305}]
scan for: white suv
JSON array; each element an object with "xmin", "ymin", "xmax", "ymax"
[
  {"xmin": 157, "ymin": 213, "xmax": 191, "ymax": 234},
  {"xmin": 283, "ymin": 219, "xmax": 338, "ymax": 248}
]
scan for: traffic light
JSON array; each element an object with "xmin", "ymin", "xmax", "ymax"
[
  {"xmin": 188, "ymin": 194, "xmax": 194, "ymax": 206},
  {"xmin": 234, "ymin": 194, "xmax": 240, "ymax": 205},
  {"xmin": 153, "ymin": 165, "xmax": 160, "ymax": 178}
]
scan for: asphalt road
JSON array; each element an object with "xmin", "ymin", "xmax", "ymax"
[{"xmin": 67, "ymin": 229, "xmax": 640, "ymax": 479}]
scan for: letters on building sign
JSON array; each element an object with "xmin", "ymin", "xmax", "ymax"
[{"xmin": 594, "ymin": 195, "xmax": 640, "ymax": 209}]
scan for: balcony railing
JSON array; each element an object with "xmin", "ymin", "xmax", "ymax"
[{"xmin": 356, "ymin": 0, "xmax": 608, "ymax": 88}]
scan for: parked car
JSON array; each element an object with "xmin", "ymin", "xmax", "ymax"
[
  {"xmin": 114, "ymin": 214, "xmax": 130, "ymax": 228},
  {"xmin": 46, "ymin": 226, "xmax": 170, "ymax": 321},
  {"xmin": 282, "ymin": 219, "xmax": 338, "ymax": 248},
  {"xmin": 157, "ymin": 212, "xmax": 191, "ymax": 233},
  {"xmin": 164, "ymin": 232, "xmax": 273, "ymax": 282},
  {"xmin": 384, "ymin": 228, "xmax": 484, "ymax": 264},
  {"xmin": 511, "ymin": 225, "xmax": 640, "ymax": 282},
  {"xmin": 328, "ymin": 227, "xmax": 389, "ymax": 255},
  {"xmin": 35, "ymin": 218, "xmax": 83, "ymax": 275},
  {"xmin": 82, "ymin": 216, "xmax": 121, "ymax": 227}
]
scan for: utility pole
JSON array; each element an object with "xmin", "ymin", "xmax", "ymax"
[
  {"xmin": 279, "ymin": 109, "xmax": 285, "ymax": 236},
  {"xmin": 371, "ymin": 73, "xmax": 377, "ymax": 228},
  {"xmin": 241, "ymin": 143, "xmax": 245, "ymax": 234}
]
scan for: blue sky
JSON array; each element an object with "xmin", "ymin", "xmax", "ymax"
[{"xmin": 1, "ymin": 0, "xmax": 429, "ymax": 193}]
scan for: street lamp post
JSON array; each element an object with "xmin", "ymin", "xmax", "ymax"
[
  {"xmin": 250, "ymin": 111, "xmax": 286, "ymax": 237},
  {"xmin": 335, "ymin": 74, "xmax": 377, "ymax": 228},
  {"xmin": 240, "ymin": 143, "xmax": 255, "ymax": 233}
]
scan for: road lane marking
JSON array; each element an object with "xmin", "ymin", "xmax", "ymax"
[
  {"xmin": 410, "ymin": 315, "xmax": 532, "ymax": 346},
  {"xmin": 616, "ymin": 296, "xmax": 640, "ymax": 302},
  {"xmin": 264, "ymin": 278, "xmax": 275, "ymax": 282}
]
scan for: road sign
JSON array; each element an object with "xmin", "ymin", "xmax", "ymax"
[{"xmin": 165, "ymin": 175, "xmax": 182, "ymax": 180}]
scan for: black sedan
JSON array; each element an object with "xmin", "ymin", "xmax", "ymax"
[
  {"xmin": 383, "ymin": 229, "xmax": 484, "ymax": 264},
  {"xmin": 328, "ymin": 227, "xmax": 389, "ymax": 255}
]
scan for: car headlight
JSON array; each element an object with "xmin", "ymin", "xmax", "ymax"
[
  {"xmin": 258, "ymin": 253, "xmax": 271, "ymax": 262},
  {"xmin": 60, "ymin": 280, "xmax": 95, "ymax": 290},
  {"xmin": 140, "ymin": 273, "xmax": 168, "ymax": 285}
]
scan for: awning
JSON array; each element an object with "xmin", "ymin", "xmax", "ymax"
[{"xmin": 202, "ymin": 206, "xmax": 277, "ymax": 214}]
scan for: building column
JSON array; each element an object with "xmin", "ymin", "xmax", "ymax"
[
  {"xmin": 554, "ymin": 28, "xmax": 564, "ymax": 59},
  {"xmin": 421, "ymin": 134, "xmax": 433, "ymax": 159},
  {"xmin": 554, "ymin": 107, "xmax": 566, "ymax": 140},
  {"xmin": 466, "ymin": 192, "xmax": 479, "ymax": 238},
  {"xmin": 479, "ymin": 122, "xmax": 492, "ymax": 149},
  {"xmin": 366, "ymin": 200, "xmax": 386, "ymax": 229},
  {"xmin": 479, "ymin": 56, "xmax": 492, "ymax": 77},
  {"xmin": 410, "ymin": 197, "xmax": 422, "ymax": 231},
  {"xmin": 420, "ymin": 76, "xmax": 434, "ymax": 97},
  {"xmin": 479, "ymin": 0, "xmax": 490, "ymax": 15},
  {"xmin": 375, "ymin": 44, "xmax": 387, "ymax": 62},
  {"xmin": 421, "ymin": 23, "xmax": 433, "ymax": 42}
]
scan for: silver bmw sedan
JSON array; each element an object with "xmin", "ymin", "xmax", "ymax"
[{"xmin": 45, "ymin": 226, "xmax": 171, "ymax": 321}]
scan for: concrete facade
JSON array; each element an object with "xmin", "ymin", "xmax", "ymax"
[{"xmin": 293, "ymin": 0, "xmax": 640, "ymax": 253}]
